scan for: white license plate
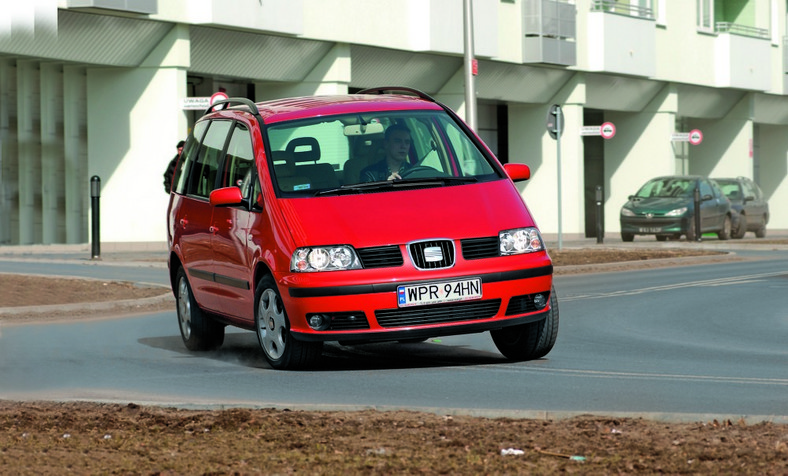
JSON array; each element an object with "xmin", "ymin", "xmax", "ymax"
[
  {"xmin": 638, "ymin": 227, "xmax": 662, "ymax": 233},
  {"xmin": 397, "ymin": 278, "xmax": 482, "ymax": 308}
]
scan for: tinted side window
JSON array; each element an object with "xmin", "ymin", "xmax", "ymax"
[
  {"xmin": 185, "ymin": 120, "xmax": 232, "ymax": 198},
  {"xmin": 742, "ymin": 180, "xmax": 757, "ymax": 200},
  {"xmin": 699, "ymin": 180, "xmax": 713, "ymax": 198},
  {"xmin": 220, "ymin": 123, "xmax": 255, "ymax": 200},
  {"xmin": 172, "ymin": 121, "xmax": 208, "ymax": 195}
]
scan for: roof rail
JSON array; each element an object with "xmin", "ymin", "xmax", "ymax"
[
  {"xmin": 205, "ymin": 97, "xmax": 260, "ymax": 117},
  {"xmin": 356, "ymin": 86, "xmax": 436, "ymax": 103}
]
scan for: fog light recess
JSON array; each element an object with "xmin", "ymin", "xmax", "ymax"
[
  {"xmin": 307, "ymin": 314, "xmax": 332, "ymax": 331},
  {"xmin": 533, "ymin": 293, "xmax": 547, "ymax": 310}
]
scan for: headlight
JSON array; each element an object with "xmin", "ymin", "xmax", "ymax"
[
  {"xmin": 499, "ymin": 227, "xmax": 544, "ymax": 255},
  {"xmin": 664, "ymin": 207, "xmax": 687, "ymax": 217},
  {"xmin": 620, "ymin": 208, "xmax": 635, "ymax": 217},
  {"xmin": 291, "ymin": 245, "xmax": 362, "ymax": 272}
]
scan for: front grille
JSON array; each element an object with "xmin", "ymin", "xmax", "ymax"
[
  {"xmin": 408, "ymin": 239, "xmax": 455, "ymax": 269},
  {"xmin": 375, "ymin": 299, "xmax": 501, "ymax": 328},
  {"xmin": 505, "ymin": 291, "xmax": 550, "ymax": 316},
  {"xmin": 357, "ymin": 245, "xmax": 403, "ymax": 268},
  {"xmin": 461, "ymin": 236, "xmax": 499, "ymax": 260}
]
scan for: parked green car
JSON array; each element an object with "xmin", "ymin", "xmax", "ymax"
[
  {"xmin": 712, "ymin": 176, "xmax": 769, "ymax": 239},
  {"xmin": 620, "ymin": 176, "xmax": 732, "ymax": 242}
]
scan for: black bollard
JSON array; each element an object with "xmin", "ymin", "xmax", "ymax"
[
  {"xmin": 595, "ymin": 185, "xmax": 604, "ymax": 244},
  {"xmin": 693, "ymin": 185, "xmax": 702, "ymax": 242},
  {"xmin": 90, "ymin": 175, "xmax": 101, "ymax": 259}
]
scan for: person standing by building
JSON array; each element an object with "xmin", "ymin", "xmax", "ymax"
[{"xmin": 163, "ymin": 140, "xmax": 185, "ymax": 193}]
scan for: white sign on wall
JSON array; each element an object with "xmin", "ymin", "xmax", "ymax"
[
  {"xmin": 180, "ymin": 92, "xmax": 231, "ymax": 110},
  {"xmin": 671, "ymin": 129, "xmax": 703, "ymax": 145},
  {"xmin": 580, "ymin": 122, "xmax": 616, "ymax": 139}
]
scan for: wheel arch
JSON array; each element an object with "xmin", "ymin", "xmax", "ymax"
[{"xmin": 169, "ymin": 251, "xmax": 184, "ymax": 294}]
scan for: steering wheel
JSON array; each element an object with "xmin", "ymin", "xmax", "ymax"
[{"xmin": 399, "ymin": 165, "xmax": 443, "ymax": 179}]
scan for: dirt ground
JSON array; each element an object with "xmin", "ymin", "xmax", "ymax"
[{"xmin": 2, "ymin": 246, "xmax": 787, "ymax": 474}]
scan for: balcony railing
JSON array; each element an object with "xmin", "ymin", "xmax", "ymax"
[
  {"xmin": 590, "ymin": 0, "xmax": 653, "ymax": 19},
  {"xmin": 715, "ymin": 22, "xmax": 769, "ymax": 40}
]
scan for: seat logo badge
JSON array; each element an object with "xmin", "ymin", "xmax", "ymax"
[
  {"xmin": 424, "ymin": 246, "xmax": 443, "ymax": 262},
  {"xmin": 646, "ymin": 213, "xmax": 654, "ymax": 219}
]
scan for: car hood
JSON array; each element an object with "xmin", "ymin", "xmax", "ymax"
[
  {"xmin": 277, "ymin": 180, "xmax": 536, "ymax": 248},
  {"xmin": 623, "ymin": 197, "xmax": 692, "ymax": 214}
]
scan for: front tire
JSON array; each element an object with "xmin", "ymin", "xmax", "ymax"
[
  {"xmin": 621, "ymin": 232, "xmax": 634, "ymax": 242},
  {"xmin": 733, "ymin": 214, "xmax": 747, "ymax": 239},
  {"xmin": 175, "ymin": 267, "xmax": 224, "ymax": 351},
  {"xmin": 491, "ymin": 287, "xmax": 559, "ymax": 361},
  {"xmin": 717, "ymin": 215, "xmax": 731, "ymax": 240},
  {"xmin": 254, "ymin": 275, "xmax": 322, "ymax": 370}
]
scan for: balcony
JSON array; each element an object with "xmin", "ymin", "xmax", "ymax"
[
  {"xmin": 585, "ymin": 0, "xmax": 656, "ymax": 77},
  {"xmin": 522, "ymin": 0, "xmax": 576, "ymax": 66},
  {"xmin": 714, "ymin": 26, "xmax": 771, "ymax": 91}
]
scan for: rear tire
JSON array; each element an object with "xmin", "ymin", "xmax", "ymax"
[
  {"xmin": 175, "ymin": 267, "xmax": 224, "ymax": 351},
  {"xmin": 254, "ymin": 275, "xmax": 322, "ymax": 370},
  {"xmin": 755, "ymin": 217, "xmax": 767, "ymax": 238},
  {"xmin": 655, "ymin": 235, "xmax": 668, "ymax": 242},
  {"xmin": 717, "ymin": 215, "xmax": 731, "ymax": 240},
  {"xmin": 491, "ymin": 287, "xmax": 559, "ymax": 361}
]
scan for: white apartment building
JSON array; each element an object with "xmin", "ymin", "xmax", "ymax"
[{"xmin": 0, "ymin": 0, "xmax": 786, "ymax": 244}]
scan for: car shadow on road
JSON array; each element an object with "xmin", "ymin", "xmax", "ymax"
[{"xmin": 139, "ymin": 332, "xmax": 512, "ymax": 371}]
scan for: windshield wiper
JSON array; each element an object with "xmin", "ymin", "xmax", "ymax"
[
  {"xmin": 396, "ymin": 176, "xmax": 478, "ymax": 186},
  {"xmin": 314, "ymin": 181, "xmax": 395, "ymax": 196},
  {"xmin": 314, "ymin": 177, "xmax": 478, "ymax": 196}
]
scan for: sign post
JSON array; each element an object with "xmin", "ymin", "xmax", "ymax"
[{"xmin": 547, "ymin": 105, "xmax": 564, "ymax": 250}]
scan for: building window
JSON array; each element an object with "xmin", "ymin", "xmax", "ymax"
[{"xmin": 696, "ymin": 0, "xmax": 713, "ymax": 32}]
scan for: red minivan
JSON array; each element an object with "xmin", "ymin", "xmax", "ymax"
[{"xmin": 167, "ymin": 87, "xmax": 558, "ymax": 370}]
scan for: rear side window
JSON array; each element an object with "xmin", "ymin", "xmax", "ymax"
[
  {"xmin": 184, "ymin": 120, "xmax": 232, "ymax": 198},
  {"xmin": 171, "ymin": 121, "xmax": 208, "ymax": 195},
  {"xmin": 220, "ymin": 123, "xmax": 256, "ymax": 200}
]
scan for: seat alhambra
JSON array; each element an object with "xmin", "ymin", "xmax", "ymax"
[{"xmin": 167, "ymin": 87, "xmax": 558, "ymax": 370}]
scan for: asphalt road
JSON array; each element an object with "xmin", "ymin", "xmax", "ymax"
[{"xmin": 1, "ymin": 247, "xmax": 786, "ymax": 422}]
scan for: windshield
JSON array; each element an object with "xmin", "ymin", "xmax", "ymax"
[
  {"xmin": 634, "ymin": 177, "xmax": 695, "ymax": 198},
  {"xmin": 714, "ymin": 180, "xmax": 739, "ymax": 199},
  {"xmin": 265, "ymin": 110, "xmax": 499, "ymax": 196}
]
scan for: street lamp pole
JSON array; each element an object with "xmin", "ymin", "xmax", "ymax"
[{"xmin": 463, "ymin": 0, "xmax": 477, "ymax": 131}]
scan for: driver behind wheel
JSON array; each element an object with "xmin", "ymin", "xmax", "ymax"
[{"xmin": 361, "ymin": 123, "xmax": 413, "ymax": 181}]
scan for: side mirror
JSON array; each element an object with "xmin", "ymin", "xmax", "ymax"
[
  {"xmin": 210, "ymin": 186, "xmax": 244, "ymax": 207},
  {"xmin": 701, "ymin": 194, "xmax": 713, "ymax": 202},
  {"xmin": 503, "ymin": 163, "xmax": 531, "ymax": 182}
]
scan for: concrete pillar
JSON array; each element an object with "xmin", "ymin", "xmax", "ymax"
[
  {"xmin": 692, "ymin": 94, "xmax": 753, "ymax": 178},
  {"xmin": 256, "ymin": 43, "xmax": 350, "ymax": 100},
  {"xmin": 16, "ymin": 60, "xmax": 41, "ymax": 245},
  {"xmin": 508, "ymin": 74, "xmax": 585, "ymax": 238},
  {"xmin": 64, "ymin": 66, "xmax": 88, "ymax": 244},
  {"xmin": 87, "ymin": 24, "xmax": 189, "ymax": 243},
  {"xmin": 434, "ymin": 67, "xmax": 468, "ymax": 123},
  {"xmin": 0, "ymin": 59, "xmax": 15, "ymax": 245},
  {"xmin": 605, "ymin": 85, "xmax": 677, "ymax": 233},
  {"xmin": 40, "ymin": 62, "xmax": 65, "ymax": 244},
  {"xmin": 756, "ymin": 124, "xmax": 788, "ymax": 229}
]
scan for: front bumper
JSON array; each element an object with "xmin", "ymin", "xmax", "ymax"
[
  {"xmin": 620, "ymin": 216, "xmax": 688, "ymax": 235},
  {"xmin": 280, "ymin": 263, "xmax": 554, "ymax": 343}
]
